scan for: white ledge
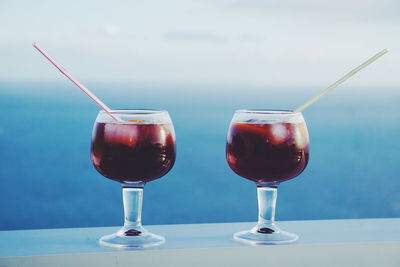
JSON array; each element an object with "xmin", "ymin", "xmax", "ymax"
[{"xmin": 1, "ymin": 218, "xmax": 399, "ymax": 266}]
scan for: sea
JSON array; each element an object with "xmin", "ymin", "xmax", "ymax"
[{"xmin": 0, "ymin": 81, "xmax": 399, "ymax": 230}]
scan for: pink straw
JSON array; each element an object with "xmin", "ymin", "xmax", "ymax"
[{"xmin": 33, "ymin": 42, "xmax": 123, "ymax": 122}]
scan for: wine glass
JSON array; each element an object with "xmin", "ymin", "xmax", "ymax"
[
  {"xmin": 226, "ymin": 110, "xmax": 309, "ymax": 245},
  {"xmin": 91, "ymin": 110, "xmax": 176, "ymax": 248}
]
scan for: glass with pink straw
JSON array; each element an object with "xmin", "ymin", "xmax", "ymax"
[{"xmin": 33, "ymin": 43, "xmax": 176, "ymax": 248}]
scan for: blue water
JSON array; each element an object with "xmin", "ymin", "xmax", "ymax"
[{"xmin": 0, "ymin": 81, "xmax": 399, "ymax": 230}]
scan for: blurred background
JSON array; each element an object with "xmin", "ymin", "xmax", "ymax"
[{"xmin": 0, "ymin": 0, "xmax": 399, "ymax": 230}]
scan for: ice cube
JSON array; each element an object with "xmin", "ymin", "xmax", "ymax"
[
  {"xmin": 104, "ymin": 124, "xmax": 139, "ymax": 146},
  {"xmin": 293, "ymin": 123, "xmax": 309, "ymax": 149},
  {"xmin": 268, "ymin": 123, "xmax": 289, "ymax": 145}
]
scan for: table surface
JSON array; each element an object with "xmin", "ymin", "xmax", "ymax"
[
  {"xmin": 1, "ymin": 218, "xmax": 399, "ymax": 257},
  {"xmin": 1, "ymin": 218, "xmax": 399, "ymax": 267}
]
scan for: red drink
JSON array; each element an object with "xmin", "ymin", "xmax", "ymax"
[
  {"xmin": 91, "ymin": 122, "xmax": 176, "ymax": 184},
  {"xmin": 226, "ymin": 121, "xmax": 309, "ymax": 185}
]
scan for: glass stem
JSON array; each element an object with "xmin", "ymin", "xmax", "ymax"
[
  {"xmin": 120, "ymin": 185, "xmax": 144, "ymax": 235},
  {"xmin": 255, "ymin": 186, "xmax": 278, "ymax": 233}
]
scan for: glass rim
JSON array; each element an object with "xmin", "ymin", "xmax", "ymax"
[
  {"xmin": 235, "ymin": 109, "xmax": 301, "ymax": 115},
  {"xmin": 99, "ymin": 109, "xmax": 168, "ymax": 115}
]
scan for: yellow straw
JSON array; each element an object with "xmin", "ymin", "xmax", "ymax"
[{"xmin": 294, "ymin": 49, "xmax": 388, "ymax": 113}]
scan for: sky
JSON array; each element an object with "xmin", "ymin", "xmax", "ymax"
[{"xmin": 0, "ymin": 0, "xmax": 399, "ymax": 87}]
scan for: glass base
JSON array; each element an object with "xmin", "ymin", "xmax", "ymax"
[
  {"xmin": 99, "ymin": 227, "xmax": 165, "ymax": 248},
  {"xmin": 233, "ymin": 224, "xmax": 298, "ymax": 245}
]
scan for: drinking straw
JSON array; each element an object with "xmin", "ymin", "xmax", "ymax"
[
  {"xmin": 294, "ymin": 49, "xmax": 388, "ymax": 113},
  {"xmin": 32, "ymin": 42, "xmax": 123, "ymax": 122}
]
